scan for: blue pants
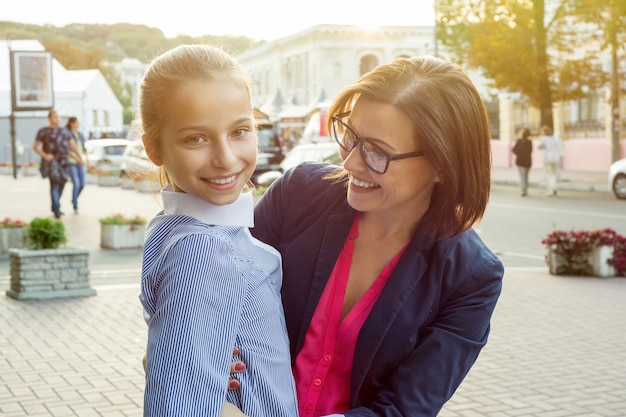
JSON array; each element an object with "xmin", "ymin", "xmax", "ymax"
[
  {"xmin": 68, "ymin": 163, "xmax": 86, "ymax": 210},
  {"xmin": 49, "ymin": 177, "xmax": 66, "ymax": 216}
]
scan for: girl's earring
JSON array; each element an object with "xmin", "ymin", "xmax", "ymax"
[{"xmin": 434, "ymin": 176, "xmax": 441, "ymax": 183}]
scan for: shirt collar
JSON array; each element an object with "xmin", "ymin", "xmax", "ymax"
[{"xmin": 161, "ymin": 184, "xmax": 254, "ymax": 227}]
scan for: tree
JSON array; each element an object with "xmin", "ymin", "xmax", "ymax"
[
  {"xmin": 435, "ymin": 0, "xmax": 611, "ymax": 130},
  {"xmin": 566, "ymin": 0, "xmax": 626, "ymax": 162},
  {"xmin": 43, "ymin": 40, "xmax": 104, "ymax": 70},
  {"xmin": 2, "ymin": 21, "xmax": 262, "ymax": 128}
]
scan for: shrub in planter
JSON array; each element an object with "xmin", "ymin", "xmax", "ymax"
[
  {"xmin": 542, "ymin": 227, "xmax": 624, "ymax": 276},
  {"xmin": 0, "ymin": 161, "xmax": 12, "ymax": 175},
  {"xmin": 99, "ymin": 213, "xmax": 147, "ymax": 230},
  {"xmin": 0, "ymin": 217, "xmax": 29, "ymax": 253},
  {"xmin": 99, "ymin": 213, "xmax": 148, "ymax": 249},
  {"xmin": 28, "ymin": 217, "xmax": 67, "ymax": 249},
  {"xmin": 7, "ymin": 217, "xmax": 93, "ymax": 300},
  {"xmin": 21, "ymin": 161, "xmax": 40, "ymax": 176},
  {"xmin": 0, "ymin": 217, "xmax": 28, "ymax": 229}
]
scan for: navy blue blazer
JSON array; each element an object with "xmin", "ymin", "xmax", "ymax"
[{"xmin": 252, "ymin": 162, "xmax": 504, "ymax": 417}]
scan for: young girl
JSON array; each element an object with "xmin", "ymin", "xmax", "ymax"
[{"xmin": 138, "ymin": 44, "xmax": 298, "ymax": 417}]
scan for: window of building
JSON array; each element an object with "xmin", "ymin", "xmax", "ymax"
[{"xmin": 359, "ymin": 55, "xmax": 379, "ymax": 76}]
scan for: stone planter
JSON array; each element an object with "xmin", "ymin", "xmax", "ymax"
[
  {"xmin": 22, "ymin": 165, "xmax": 40, "ymax": 177},
  {"xmin": 86, "ymin": 173, "xmax": 98, "ymax": 184},
  {"xmin": 0, "ymin": 227, "xmax": 28, "ymax": 254},
  {"xmin": 120, "ymin": 176, "xmax": 135, "ymax": 190},
  {"xmin": 590, "ymin": 245, "xmax": 615, "ymax": 277},
  {"xmin": 0, "ymin": 165, "xmax": 13, "ymax": 175},
  {"xmin": 6, "ymin": 248, "xmax": 95, "ymax": 300},
  {"xmin": 548, "ymin": 247, "xmax": 562, "ymax": 275},
  {"xmin": 548, "ymin": 245, "xmax": 616, "ymax": 277},
  {"xmin": 101, "ymin": 224, "xmax": 145, "ymax": 249},
  {"xmin": 98, "ymin": 174, "xmax": 121, "ymax": 187}
]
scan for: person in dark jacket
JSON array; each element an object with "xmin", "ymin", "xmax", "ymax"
[
  {"xmin": 512, "ymin": 127, "xmax": 533, "ymax": 196},
  {"xmin": 227, "ymin": 56, "xmax": 504, "ymax": 417}
]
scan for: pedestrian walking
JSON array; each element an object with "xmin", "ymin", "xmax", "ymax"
[
  {"xmin": 512, "ymin": 127, "xmax": 533, "ymax": 196},
  {"xmin": 538, "ymin": 125, "xmax": 564, "ymax": 197},
  {"xmin": 66, "ymin": 117, "xmax": 87, "ymax": 214},
  {"xmin": 32, "ymin": 109, "xmax": 79, "ymax": 218}
]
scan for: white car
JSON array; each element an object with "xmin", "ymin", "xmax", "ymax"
[
  {"xmin": 256, "ymin": 142, "xmax": 340, "ymax": 187},
  {"xmin": 609, "ymin": 158, "xmax": 626, "ymax": 199},
  {"xmin": 84, "ymin": 138, "xmax": 129, "ymax": 171},
  {"xmin": 120, "ymin": 140, "xmax": 159, "ymax": 180}
]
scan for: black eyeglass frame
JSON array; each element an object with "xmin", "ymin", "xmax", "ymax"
[{"xmin": 330, "ymin": 111, "xmax": 425, "ymax": 174}]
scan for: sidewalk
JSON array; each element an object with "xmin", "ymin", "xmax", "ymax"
[
  {"xmin": 492, "ymin": 165, "xmax": 610, "ymax": 193},
  {"xmin": 0, "ymin": 166, "xmax": 611, "ymax": 286},
  {"xmin": 1, "ymin": 168, "xmax": 624, "ymax": 417}
]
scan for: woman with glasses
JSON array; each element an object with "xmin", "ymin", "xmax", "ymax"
[{"xmin": 228, "ymin": 56, "xmax": 504, "ymax": 417}]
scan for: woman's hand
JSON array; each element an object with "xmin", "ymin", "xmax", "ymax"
[
  {"xmin": 228, "ymin": 346, "xmax": 245, "ymax": 390},
  {"xmin": 142, "ymin": 347, "xmax": 245, "ymax": 379}
]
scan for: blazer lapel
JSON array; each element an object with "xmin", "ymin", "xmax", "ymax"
[
  {"xmin": 350, "ymin": 238, "xmax": 431, "ymax": 397},
  {"xmin": 295, "ymin": 210, "xmax": 356, "ymax": 353}
]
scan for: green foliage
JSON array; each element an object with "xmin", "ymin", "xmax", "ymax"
[
  {"xmin": 542, "ymin": 227, "xmax": 625, "ymax": 276},
  {"xmin": 27, "ymin": 217, "xmax": 67, "ymax": 250},
  {"xmin": 99, "ymin": 213, "xmax": 147, "ymax": 226},
  {"xmin": 0, "ymin": 21, "xmax": 260, "ymax": 65},
  {"xmin": 0, "ymin": 21, "xmax": 261, "ymax": 122},
  {"xmin": 0, "ymin": 217, "xmax": 28, "ymax": 229},
  {"xmin": 435, "ymin": 0, "xmax": 626, "ymax": 128}
]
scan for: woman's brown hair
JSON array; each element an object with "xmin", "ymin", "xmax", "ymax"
[{"xmin": 328, "ymin": 56, "xmax": 492, "ymax": 240}]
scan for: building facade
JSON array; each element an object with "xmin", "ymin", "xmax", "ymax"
[
  {"xmin": 235, "ymin": 24, "xmax": 494, "ymax": 141},
  {"xmin": 236, "ymin": 24, "xmax": 439, "ymax": 113},
  {"xmin": 0, "ymin": 40, "xmax": 124, "ymax": 164}
]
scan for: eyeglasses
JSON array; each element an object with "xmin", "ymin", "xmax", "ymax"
[{"xmin": 331, "ymin": 111, "xmax": 425, "ymax": 174}]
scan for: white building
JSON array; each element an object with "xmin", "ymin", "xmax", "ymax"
[
  {"xmin": 236, "ymin": 24, "xmax": 440, "ymax": 113},
  {"xmin": 107, "ymin": 57, "xmax": 148, "ymax": 110},
  {"xmin": 234, "ymin": 24, "xmax": 494, "ymax": 140},
  {"xmin": 0, "ymin": 40, "xmax": 123, "ymax": 163}
]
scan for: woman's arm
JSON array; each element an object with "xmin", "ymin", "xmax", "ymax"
[{"xmin": 348, "ymin": 256, "xmax": 504, "ymax": 417}]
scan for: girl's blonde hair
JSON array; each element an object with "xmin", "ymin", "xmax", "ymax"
[{"xmin": 138, "ymin": 44, "xmax": 253, "ymax": 187}]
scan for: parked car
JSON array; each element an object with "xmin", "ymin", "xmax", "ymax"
[
  {"xmin": 120, "ymin": 140, "xmax": 159, "ymax": 180},
  {"xmin": 256, "ymin": 142, "xmax": 340, "ymax": 187},
  {"xmin": 609, "ymin": 158, "xmax": 626, "ymax": 199},
  {"xmin": 253, "ymin": 120, "xmax": 284, "ymax": 184},
  {"xmin": 120, "ymin": 130, "xmax": 285, "ymax": 185},
  {"xmin": 84, "ymin": 138, "xmax": 129, "ymax": 171}
]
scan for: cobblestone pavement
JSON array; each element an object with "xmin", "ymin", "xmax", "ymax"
[
  {"xmin": 2, "ymin": 269, "xmax": 625, "ymax": 417},
  {"xmin": 1, "ymin": 168, "xmax": 624, "ymax": 416}
]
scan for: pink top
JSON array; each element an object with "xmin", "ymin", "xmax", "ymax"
[{"xmin": 293, "ymin": 215, "xmax": 407, "ymax": 417}]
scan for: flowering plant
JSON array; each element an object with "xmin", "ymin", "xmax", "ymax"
[
  {"xmin": 131, "ymin": 171, "xmax": 159, "ymax": 181},
  {"xmin": 542, "ymin": 227, "xmax": 625, "ymax": 276},
  {"xmin": 0, "ymin": 217, "xmax": 28, "ymax": 229},
  {"xmin": 96, "ymin": 169, "xmax": 121, "ymax": 177},
  {"xmin": 99, "ymin": 213, "xmax": 147, "ymax": 231}
]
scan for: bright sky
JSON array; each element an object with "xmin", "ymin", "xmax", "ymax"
[{"xmin": 2, "ymin": 0, "xmax": 435, "ymax": 41}]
